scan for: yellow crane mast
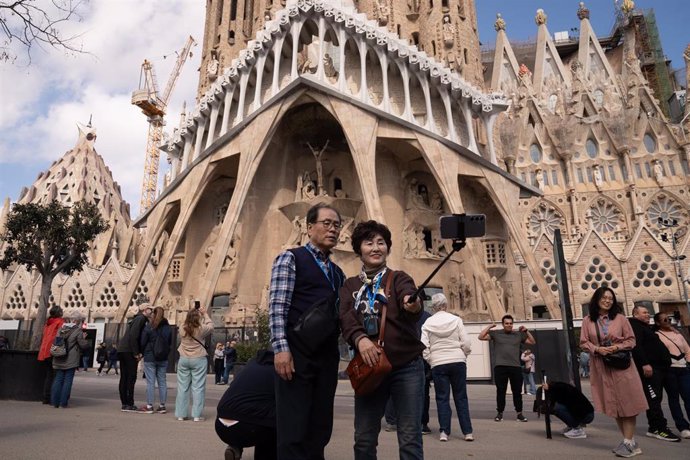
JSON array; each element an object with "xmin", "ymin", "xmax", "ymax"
[{"xmin": 132, "ymin": 36, "xmax": 196, "ymax": 214}]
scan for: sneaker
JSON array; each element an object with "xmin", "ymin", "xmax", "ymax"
[
  {"xmin": 464, "ymin": 434, "xmax": 474, "ymax": 442},
  {"xmin": 122, "ymin": 405, "xmax": 138, "ymax": 412},
  {"xmin": 516, "ymin": 413, "xmax": 528, "ymax": 422},
  {"xmin": 561, "ymin": 426, "xmax": 574, "ymax": 435},
  {"xmin": 225, "ymin": 445, "xmax": 243, "ymax": 460},
  {"xmin": 613, "ymin": 441, "xmax": 638, "ymax": 458},
  {"xmin": 384, "ymin": 423, "xmax": 397, "ymax": 432},
  {"xmin": 681, "ymin": 429, "xmax": 690, "ymax": 439},
  {"xmin": 631, "ymin": 441, "xmax": 642, "ymax": 455},
  {"xmin": 422, "ymin": 424, "xmax": 432, "ymax": 435},
  {"xmin": 136, "ymin": 405, "xmax": 154, "ymax": 414},
  {"xmin": 494, "ymin": 412, "xmax": 503, "ymax": 422},
  {"xmin": 120, "ymin": 405, "xmax": 128, "ymax": 412},
  {"xmin": 155, "ymin": 405, "xmax": 167, "ymax": 414},
  {"xmin": 176, "ymin": 417, "xmax": 186, "ymax": 421},
  {"xmin": 564, "ymin": 427, "xmax": 587, "ymax": 439},
  {"xmin": 193, "ymin": 417, "xmax": 205, "ymax": 422},
  {"xmin": 646, "ymin": 429, "xmax": 680, "ymax": 442},
  {"xmin": 439, "ymin": 432, "xmax": 449, "ymax": 442}
]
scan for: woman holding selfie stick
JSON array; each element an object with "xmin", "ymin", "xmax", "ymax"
[
  {"xmin": 175, "ymin": 304, "xmax": 213, "ymax": 422},
  {"xmin": 340, "ymin": 220, "xmax": 425, "ymax": 460}
]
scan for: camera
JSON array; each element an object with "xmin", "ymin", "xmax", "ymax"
[
  {"xmin": 439, "ymin": 214, "xmax": 486, "ymax": 240},
  {"xmin": 194, "ymin": 300, "xmax": 201, "ymax": 310}
]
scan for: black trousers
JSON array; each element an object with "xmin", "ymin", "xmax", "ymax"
[
  {"xmin": 118, "ymin": 352, "xmax": 138, "ymax": 406},
  {"xmin": 214, "ymin": 358, "xmax": 224, "ymax": 383},
  {"xmin": 215, "ymin": 418, "xmax": 277, "ymax": 460},
  {"xmin": 42, "ymin": 359, "xmax": 55, "ymax": 403},
  {"xmin": 422, "ymin": 359, "xmax": 431, "ymax": 425},
  {"xmin": 494, "ymin": 365, "xmax": 524, "ymax": 413},
  {"xmin": 274, "ymin": 337, "xmax": 339, "ymax": 460},
  {"xmin": 640, "ymin": 366, "xmax": 669, "ymax": 432}
]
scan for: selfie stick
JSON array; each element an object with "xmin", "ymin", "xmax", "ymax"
[{"xmin": 408, "ymin": 239, "xmax": 466, "ymax": 303}]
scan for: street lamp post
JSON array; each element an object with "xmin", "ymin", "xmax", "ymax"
[{"xmin": 658, "ymin": 218, "xmax": 690, "ymax": 327}]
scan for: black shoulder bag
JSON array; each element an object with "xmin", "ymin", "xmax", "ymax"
[{"xmin": 594, "ymin": 320, "xmax": 631, "ymax": 370}]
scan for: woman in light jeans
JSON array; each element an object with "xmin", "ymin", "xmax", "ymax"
[
  {"xmin": 138, "ymin": 306, "xmax": 173, "ymax": 414},
  {"xmin": 175, "ymin": 306, "xmax": 213, "ymax": 421}
]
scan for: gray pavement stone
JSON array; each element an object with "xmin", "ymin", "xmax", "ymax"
[{"xmin": 0, "ymin": 372, "xmax": 686, "ymax": 459}]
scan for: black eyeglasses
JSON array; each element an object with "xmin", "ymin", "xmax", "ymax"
[{"xmin": 314, "ymin": 220, "xmax": 342, "ymax": 230}]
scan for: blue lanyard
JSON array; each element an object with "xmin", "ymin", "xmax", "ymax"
[
  {"xmin": 308, "ymin": 249, "xmax": 335, "ymax": 291},
  {"xmin": 367, "ymin": 273, "xmax": 384, "ymax": 314}
]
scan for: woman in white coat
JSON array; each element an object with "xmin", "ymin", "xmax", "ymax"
[{"xmin": 421, "ymin": 293, "xmax": 473, "ymax": 442}]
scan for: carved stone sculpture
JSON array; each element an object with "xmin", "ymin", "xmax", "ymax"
[
  {"xmin": 535, "ymin": 8, "xmax": 547, "ymax": 26},
  {"xmin": 459, "ymin": 273, "xmax": 472, "ymax": 310},
  {"xmin": 307, "ymin": 140, "xmax": 329, "ymax": 196},
  {"xmin": 442, "ymin": 16, "xmax": 455, "ymax": 48},
  {"xmin": 447, "ymin": 276, "xmax": 460, "ymax": 310}
]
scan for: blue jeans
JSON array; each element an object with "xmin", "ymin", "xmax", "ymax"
[
  {"xmin": 354, "ymin": 357, "xmax": 424, "ymax": 460},
  {"xmin": 51, "ymin": 368, "xmax": 76, "ymax": 407},
  {"xmin": 223, "ymin": 362, "xmax": 234, "ymax": 384},
  {"xmin": 663, "ymin": 366, "xmax": 690, "ymax": 431},
  {"xmin": 553, "ymin": 402, "xmax": 594, "ymax": 428},
  {"xmin": 523, "ymin": 372, "xmax": 536, "ymax": 394},
  {"xmin": 432, "ymin": 362, "xmax": 473, "ymax": 435},
  {"xmin": 175, "ymin": 356, "xmax": 208, "ymax": 418},
  {"xmin": 144, "ymin": 361, "xmax": 168, "ymax": 407}
]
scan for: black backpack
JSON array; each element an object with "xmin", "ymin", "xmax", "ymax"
[{"xmin": 152, "ymin": 327, "xmax": 170, "ymax": 361}]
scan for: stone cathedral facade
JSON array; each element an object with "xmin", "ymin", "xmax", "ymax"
[{"xmin": 1, "ymin": 0, "xmax": 688, "ymax": 331}]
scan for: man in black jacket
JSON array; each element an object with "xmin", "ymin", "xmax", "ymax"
[
  {"xmin": 216, "ymin": 349, "xmax": 276, "ymax": 460},
  {"xmin": 117, "ymin": 303, "xmax": 152, "ymax": 412},
  {"xmin": 630, "ymin": 305, "xmax": 680, "ymax": 442}
]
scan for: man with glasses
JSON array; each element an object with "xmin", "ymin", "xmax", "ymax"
[
  {"xmin": 630, "ymin": 306, "xmax": 681, "ymax": 442},
  {"xmin": 269, "ymin": 202, "xmax": 346, "ymax": 459},
  {"xmin": 117, "ymin": 303, "xmax": 153, "ymax": 412},
  {"xmin": 479, "ymin": 314, "xmax": 535, "ymax": 422}
]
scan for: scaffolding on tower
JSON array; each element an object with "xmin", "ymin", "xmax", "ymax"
[{"xmin": 132, "ymin": 36, "xmax": 196, "ymax": 214}]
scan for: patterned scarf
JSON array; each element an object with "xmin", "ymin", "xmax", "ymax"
[{"xmin": 353, "ymin": 266, "xmax": 388, "ymax": 314}]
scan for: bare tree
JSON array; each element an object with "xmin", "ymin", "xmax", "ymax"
[{"xmin": 0, "ymin": 0, "xmax": 88, "ymax": 64}]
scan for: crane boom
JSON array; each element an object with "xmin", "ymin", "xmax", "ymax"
[{"xmin": 132, "ymin": 36, "xmax": 196, "ymax": 214}]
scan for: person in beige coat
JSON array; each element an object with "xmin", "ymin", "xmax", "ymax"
[
  {"xmin": 175, "ymin": 306, "xmax": 213, "ymax": 422},
  {"xmin": 580, "ymin": 287, "xmax": 648, "ymax": 458}
]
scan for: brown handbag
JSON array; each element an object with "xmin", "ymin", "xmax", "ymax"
[{"xmin": 346, "ymin": 271, "xmax": 395, "ymax": 396}]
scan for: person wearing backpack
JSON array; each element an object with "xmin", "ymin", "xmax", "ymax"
[
  {"xmin": 51, "ymin": 311, "xmax": 88, "ymax": 408},
  {"xmin": 137, "ymin": 306, "xmax": 172, "ymax": 414},
  {"xmin": 38, "ymin": 306, "xmax": 65, "ymax": 404}
]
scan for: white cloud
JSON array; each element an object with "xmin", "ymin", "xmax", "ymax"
[{"xmin": 0, "ymin": 0, "xmax": 205, "ymax": 213}]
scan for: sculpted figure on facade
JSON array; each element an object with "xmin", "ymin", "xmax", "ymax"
[
  {"xmin": 504, "ymin": 283, "xmax": 514, "ymax": 313},
  {"xmin": 375, "ymin": 0, "xmax": 390, "ymax": 26},
  {"xmin": 406, "ymin": 178, "xmax": 430, "ymax": 209},
  {"xmin": 492, "ymin": 276, "xmax": 504, "ymax": 308},
  {"xmin": 442, "ymin": 16, "xmax": 455, "ymax": 48},
  {"xmin": 535, "ymin": 9, "xmax": 547, "ymax": 26},
  {"xmin": 323, "ymin": 53, "xmax": 338, "ymax": 81},
  {"xmin": 307, "ymin": 140, "xmax": 329, "ymax": 196},
  {"xmin": 459, "ymin": 273, "xmax": 472, "ymax": 311},
  {"xmin": 207, "ymin": 55, "xmax": 219, "ymax": 80},
  {"xmin": 593, "ymin": 165, "xmax": 603, "ymax": 190},
  {"xmin": 407, "ymin": 0, "xmax": 420, "ymax": 15},
  {"xmin": 653, "ymin": 160, "xmax": 664, "ymax": 185},
  {"xmin": 447, "ymin": 276, "xmax": 460, "ymax": 310}
]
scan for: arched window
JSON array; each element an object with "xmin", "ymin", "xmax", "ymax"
[
  {"xmin": 586, "ymin": 138, "xmax": 598, "ymax": 159},
  {"xmin": 643, "ymin": 133, "xmax": 656, "ymax": 153},
  {"xmin": 529, "ymin": 143, "xmax": 542, "ymax": 163}
]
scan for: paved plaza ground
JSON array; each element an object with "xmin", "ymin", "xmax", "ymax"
[{"xmin": 0, "ymin": 371, "xmax": 687, "ymax": 459}]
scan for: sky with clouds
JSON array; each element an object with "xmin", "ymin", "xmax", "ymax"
[{"xmin": 0, "ymin": 0, "xmax": 686, "ymax": 218}]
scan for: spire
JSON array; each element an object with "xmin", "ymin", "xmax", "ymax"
[
  {"xmin": 577, "ymin": 2, "xmax": 590, "ymax": 20},
  {"xmin": 494, "ymin": 13, "xmax": 506, "ymax": 32}
]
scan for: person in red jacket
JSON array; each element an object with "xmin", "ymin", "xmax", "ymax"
[{"xmin": 37, "ymin": 306, "xmax": 65, "ymax": 404}]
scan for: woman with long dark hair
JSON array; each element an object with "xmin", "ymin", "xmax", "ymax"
[
  {"xmin": 139, "ymin": 306, "xmax": 172, "ymax": 414},
  {"xmin": 340, "ymin": 220, "xmax": 425, "ymax": 459},
  {"xmin": 580, "ymin": 287, "xmax": 647, "ymax": 457},
  {"xmin": 654, "ymin": 311, "xmax": 690, "ymax": 439},
  {"xmin": 175, "ymin": 306, "xmax": 213, "ymax": 421}
]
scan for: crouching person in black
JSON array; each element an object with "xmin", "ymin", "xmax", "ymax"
[
  {"xmin": 216, "ymin": 350, "xmax": 277, "ymax": 460},
  {"xmin": 542, "ymin": 381, "xmax": 595, "ymax": 439}
]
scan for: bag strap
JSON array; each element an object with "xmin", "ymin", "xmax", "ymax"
[
  {"xmin": 657, "ymin": 330, "xmax": 684, "ymax": 355},
  {"xmin": 378, "ymin": 271, "xmax": 396, "ymax": 346},
  {"xmin": 191, "ymin": 335, "xmax": 207, "ymax": 351}
]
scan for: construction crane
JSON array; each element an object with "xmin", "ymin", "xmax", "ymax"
[{"xmin": 132, "ymin": 35, "xmax": 196, "ymax": 214}]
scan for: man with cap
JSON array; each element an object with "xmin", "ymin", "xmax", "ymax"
[{"xmin": 118, "ymin": 303, "xmax": 153, "ymax": 411}]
